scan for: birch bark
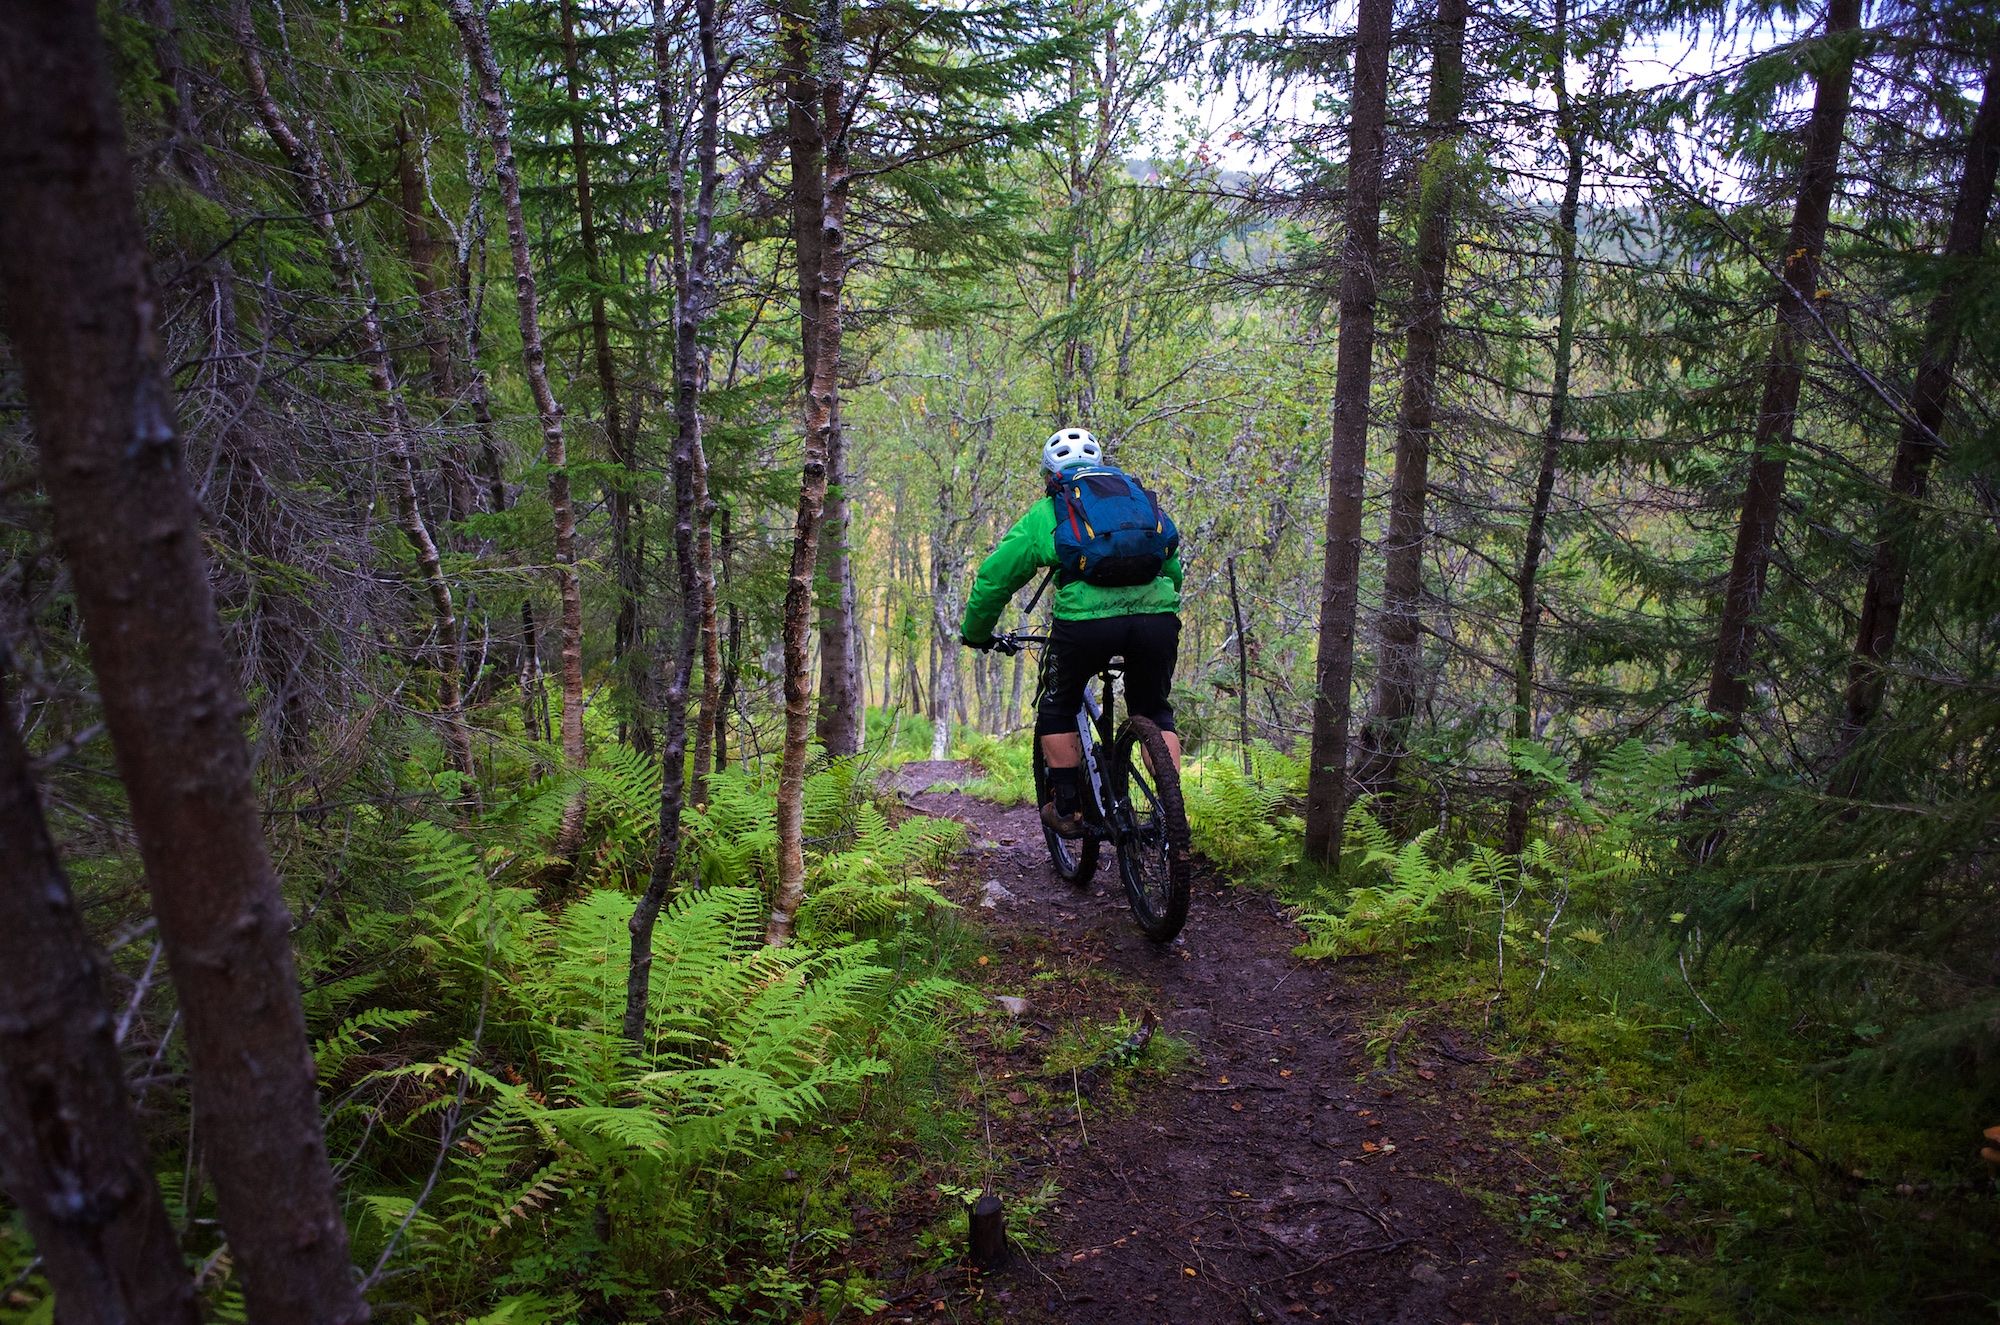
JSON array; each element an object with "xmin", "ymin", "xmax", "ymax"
[
  {"xmin": 237, "ymin": 1, "xmax": 474, "ymax": 780},
  {"xmin": 771, "ymin": 0, "xmax": 848, "ymax": 944},
  {"xmin": 451, "ymin": 0, "xmax": 592, "ymax": 852}
]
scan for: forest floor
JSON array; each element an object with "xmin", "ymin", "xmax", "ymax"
[{"xmin": 860, "ymin": 762, "xmax": 1542, "ymax": 1325}]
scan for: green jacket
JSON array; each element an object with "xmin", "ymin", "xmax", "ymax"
[{"xmin": 958, "ymin": 494, "xmax": 1183, "ymax": 644}]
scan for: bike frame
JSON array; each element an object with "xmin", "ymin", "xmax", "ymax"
[{"xmin": 1069, "ymin": 664, "xmax": 1129, "ymax": 843}]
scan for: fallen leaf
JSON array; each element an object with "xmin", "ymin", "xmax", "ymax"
[
  {"xmin": 1361, "ymin": 1142, "xmax": 1380, "ymax": 1153},
  {"xmin": 1418, "ymin": 1069, "xmax": 1436, "ymax": 1080},
  {"xmin": 1006, "ymin": 1091, "xmax": 1029, "ymax": 1105},
  {"xmin": 977, "ymin": 956, "xmax": 989, "ymax": 966},
  {"xmin": 1554, "ymin": 1251, "xmax": 1568, "ymax": 1261},
  {"xmin": 1183, "ymin": 1268, "xmax": 1197, "ymax": 1277},
  {"xmin": 1231, "ymin": 1102, "xmax": 1244, "ymax": 1112},
  {"xmin": 1280, "ymin": 1069, "xmax": 1293, "ymax": 1078},
  {"xmin": 1219, "ymin": 1076, "xmax": 1230, "ymax": 1084}
]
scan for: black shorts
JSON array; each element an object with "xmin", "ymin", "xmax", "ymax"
[{"xmin": 1034, "ymin": 613, "xmax": 1180, "ymax": 738}]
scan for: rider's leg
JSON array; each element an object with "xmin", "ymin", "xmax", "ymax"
[
  {"xmin": 1122, "ymin": 612, "xmax": 1183, "ymax": 774},
  {"xmin": 1036, "ymin": 621, "xmax": 1112, "ymax": 835}
]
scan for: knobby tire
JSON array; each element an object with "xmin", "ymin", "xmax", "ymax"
[{"xmin": 1112, "ymin": 715, "xmax": 1192, "ymax": 942}]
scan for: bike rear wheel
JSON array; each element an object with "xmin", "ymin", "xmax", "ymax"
[
  {"xmin": 1109, "ymin": 716, "xmax": 1192, "ymax": 942},
  {"xmin": 1032, "ymin": 740, "xmax": 1098, "ymax": 887}
]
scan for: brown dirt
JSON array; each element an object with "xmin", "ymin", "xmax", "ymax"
[{"xmin": 870, "ymin": 783, "xmax": 1532, "ymax": 1325}]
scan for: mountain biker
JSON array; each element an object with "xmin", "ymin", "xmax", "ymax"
[{"xmin": 959, "ymin": 427, "xmax": 1183, "ymax": 840}]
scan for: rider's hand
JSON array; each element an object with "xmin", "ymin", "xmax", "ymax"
[{"xmin": 960, "ymin": 634, "xmax": 993, "ymax": 652}]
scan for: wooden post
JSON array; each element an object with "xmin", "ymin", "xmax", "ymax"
[
  {"xmin": 969, "ymin": 1193, "xmax": 1007, "ymax": 1270},
  {"xmin": 1228, "ymin": 556, "xmax": 1252, "ymax": 775}
]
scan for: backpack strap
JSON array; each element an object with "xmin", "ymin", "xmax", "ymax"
[{"xmin": 1021, "ymin": 565, "xmax": 1058, "ymax": 616}]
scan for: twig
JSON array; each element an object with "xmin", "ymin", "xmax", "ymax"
[
  {"xmin": 114, "ymin": 941, "xmax": 162, "ymax": 1047},
  {"xmin": 1253, "ymin": 1237, "xmax": 1415, "ymax": 1287},
  {"xmin": 1534, "ymin": 872, "xmax": 1570, "ymax": 995},
  {"xmin": 1334, "ymin": 1176, "xmax": 1396, "ymax": 1235},
  {"xmin": 26, "ymin": 722, "xmax": 103, "ymax": 774},
  {"xmin": 1678, "ymin": 946, "xmax": 1726, "ymax": 1026}
]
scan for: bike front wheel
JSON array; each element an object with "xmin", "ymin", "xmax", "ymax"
[
  {"xmin": 1032, "ymin": 739, "xmax": 1099, "ymax": 887},
  {"xmin": 1109, "ymin": 716, "xmax": 1192, "ymax": 942}
]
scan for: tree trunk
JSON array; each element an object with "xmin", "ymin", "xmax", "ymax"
[
  {"xmin": 1703, "ymin": 0, "xmax": 1862, "ymax": 738},
  {"xmin": 393, "ymin": 114, "xmax": 457, "ymax": 397},
  {"xmin": 452, "ymin": 0, "xmax": 590, "ymax": 851},
  {"xmin": 816, "ymin": 434, "xmax": 864, "ymax": 754},
  {"xmin": 1834, "ymin": 25, "xmax": 2000, "ymax": 778},
  {"xmin": 1229, "ymin": 556, "xmax": 1253, "ymax": 774},
  {"xmin": 1009, "ymin": 645, "xmax": 1026, "ymax": 732},
  {"xmin": 627, "ymin": 0, "xmax": 726, "ymax": 1038},
  {"xmin": 563, "ymin": 0, "xmax": 642, "ymax": 692},
  {"xmin": 1504, "ymin": 0, "xmax": 1587, "ymax": 856},
  {"xmin": 0, "ymin": 5, "xmax": 368, "ymax": 1317},
  {"xmin": 237, "ymin": 1, "xmax": 474, "ymax": 781},
  {"xmin": 715, "ymin": 506, "xmax": 740, "ymax": 774},
  {"xmin": 1300, "ymin": 0, "xmax": 1395, "ymax": 867},
  {"xmin": 683, "ymin": 0, "xmax": 727, "ymax": 802},
  {"xmin": 0, "ymin": 692, "xmax": 198, "ymax": 1325},
  {"xmin": 393, "ymin": 116, "xmax": 482, "ymax": 530},
  {"xmin": 771, "ymin": 0, "xmax": 847, "ymax": 945},
  {"xmin": 1356, "ymin": 0, "xmax": 1468, "ymax": 811},
  {"xmin": 792, "ymin": 0, "xmax": 860, "ymax": 762},
  {"xmin": 930, "ymin": 536, "xmax": 965, "ymax": 760}
]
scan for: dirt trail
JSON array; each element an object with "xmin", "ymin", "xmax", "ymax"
[{"xmin": 889, "ymin": 765, "xmax": 1525, "ymax": 1325}]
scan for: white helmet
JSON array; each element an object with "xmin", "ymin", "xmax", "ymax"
[{"xmin": 1041, "ymin": 426, "xmax": 1102, "ymax": 477}]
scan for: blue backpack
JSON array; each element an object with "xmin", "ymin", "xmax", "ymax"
[{"xmin": 1049, "ymin": 464, "xmax": 1180, "ymax": 588}]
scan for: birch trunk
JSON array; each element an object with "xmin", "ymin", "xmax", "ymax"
[
  {"xmin": 1704, "ymin": 0, "xmax": 1862, "ymax": 737},
  {"xmin": 771, "ymin": 0, "xmax": 847, "ymax": 945},
  {"xmin": 452, "ymin": 0, "xmax": 591, "ymax": 852},
  {"xmin": 1505, "ymin": 0, "xmax": 1587, "ymax": 856},
  {"xmin": 237, "ymin": 1, "xmax": 474, "ymax": 780},
  {"xmin": 0, "ymin": 4, "xmax": 367, "ymax": 1314},
  {"xmin": 929, "ymin": 536, "xmax": 965, "ymax": 760},
  {"xmin": 1301, "ymin": 0, "xmax": 1395, "ymax": 866},
  {"xmin": 1357, "ymin": 0, "xmax": 1468, "ymax": 812}
]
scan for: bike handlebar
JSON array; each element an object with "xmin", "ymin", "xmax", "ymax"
[{"xmin": 971, "ymin": 631, "xmax": 1048, "ymax": 656}]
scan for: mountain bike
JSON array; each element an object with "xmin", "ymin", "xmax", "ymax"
[{"xmin": 985, "ymin": 632, "xmax": 1192, "ymax": 943}]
